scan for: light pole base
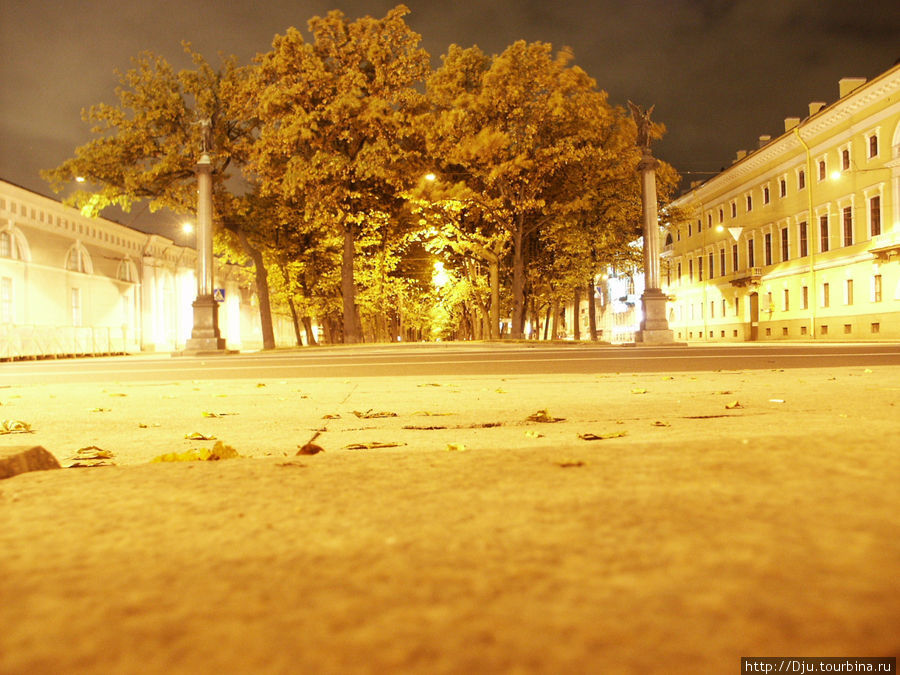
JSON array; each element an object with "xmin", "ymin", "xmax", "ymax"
[
  {"xmin": 180, "ymin": 295, "xmax": 230, "ymax": 355},
  {"xmin": 636, "ymin": 289, "xmax": 678, "ymax": 344}
]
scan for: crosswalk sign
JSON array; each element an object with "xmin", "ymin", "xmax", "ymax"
[{"xmin": 213, "ymin": 288, "xmax": 225, "ymax": 302}]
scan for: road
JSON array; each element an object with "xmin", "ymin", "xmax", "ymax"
[{"xmin": 3, "ymin": 342, "xmax": 900, "ymax": 384}]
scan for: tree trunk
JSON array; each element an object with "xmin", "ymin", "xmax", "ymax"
[
  {"xmin": 341, "ymin": 225, "xmax": 359, "ymax": 344},
  {"xmin": 550, "ymin": 298, "xmax": 560, "ymax": 341},
  {"xmin": 302, "ymin": 316, "xmax": 318, "ymax": 346},
  {"xmin": 510, "ymin": 226, "xmax": 525, "ymax": 339},
  {"xmin": 587, "ymin": 280, "xmax": 598, "ymax": 341},
  {"xmin": 543, "ymin": 304, "xmax": 551, "ymax": 340},
  {"xmin": 286, "ymin": 295, "xmax": 303, "ymax": 347},
  {"xmin": 488, "ymin": 258, "xmax": 501, "ymax": 341},
  {"xmin": 573, "ymin": 287, "xmax": 582, "ymax": 341},
  {"xmin": 236, "ymin": 228, "xmax": 275, "ymax": 350}
]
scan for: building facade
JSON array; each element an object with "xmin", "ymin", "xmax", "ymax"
[
  {"xmin": 0, "ymin": 179, "xmax": 293, "ymax": 358},
  {"xmin": 663, "ymin": 64, "xmax": 900, "ymax": 342}
]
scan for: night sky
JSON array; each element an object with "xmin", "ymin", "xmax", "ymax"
[{"xmin": 2, "ymin": 0, "xmax": 898, "ymax": 234}]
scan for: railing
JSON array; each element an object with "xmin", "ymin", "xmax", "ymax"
[{"xmin": 0, "ymin": 325, "xmax": 135, "ymax": 360}]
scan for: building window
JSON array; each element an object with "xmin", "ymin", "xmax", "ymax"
[
  {"xmin": 71, "ymin": 288, "xmax": 82, "ymax": 327},
  {"xmin": 731, "ymin": 202, "xmax": 737, "ymax": 218},
  {"xmin": 688, "ymin": 222, "xmax": 692, "ymax": 237},
  {"xmin": 66, "ymin": 247, "xmax": 89, "ymax": 273},
  {"xmin": 818, "ymin": 159, "xmax": 826, "ymax": 181},
  {"xmin": 821, "ymin": 325, "xmax": 829, "ymax": 335},
  {"xmin": 868, "ymin": 134, "xmax": 878, "ymax": 157},
  {"xmin": 845, "ymin": 279, "xmax": 854, "ymax": 305},
  {"xmin": 732, "ymin": 244, "xmax": 738, "ymax": 272},
  {"xmin": 822, "ymin": 282, "xmax": 830, "ymax": 308},
  {"xmin": 698, "ymin": 256, "xmax": 704, "ymax": 281},
  {"xmin": 783, "ymin": 288, "xmax": 790, "ymax": 311},
  {"xmin": 0, "ymin": 231, "xmax": 10, "ymax": 258},
  {"xmin": 819, "ymin": 214, "xmax": 829, "ymax": 252},
  {"xmin": 798, "ymin": 170, "xmax": 806, "ymax": 190},
  {"xmin": 870, "ymin": 195, "xmax": 881, "ymax": 237},
  {"xmin": 780, "ymin": 178, "xmax": 787, "ymax": 198},
  {"xmin": 842, "ymin": 148, "xmax": 850, "ymax": 171},
  {"xmin": 747, "ymin": 238, "xmax": 755, "ymax": 268},
  {"xmin": 780, "ymin": 227, "xmax": 789, "ymax": 261},
  {"xmin": 708, "ymin": 251, "xmax": 714, "ymax": 278},
  {"xmin": 677, "ymin": 262, "xmax": 682, "ymax": 284},
  {"xmin": 799, "ymin": 221, "xmax": 808, "ymax": 257},
  {"xmin": 746, "ymin": 194, "xmax": 753, "ymax": 212},
  {"xmin": 764, "ymin": 233, "xmax": 772, "ymax": 266},
  {"xmin": 720, "ymin": 248, "xmax": 726, "ymax": 275},
  {"xmin": 873, "ymin": 275, "xmax": 882, "ymax": 302},
  {"xmin": 707, "ymin": 213, "xmax": 712, "ymax": 229},
  {"xmin": 871, "ymin": 323, "xmax": 880, "ymax": 334},
  {"xmin": 689, "ymin": 259, "xmax": 693, "ymax": 283},
  {"xmin": 710, "ymin": 301, "xmax": 715, "ymax": 318},
  {"xmin": 1, "ymin": 277, "xmax": 11, "ymax": 324},
  {"xmin": 763, "ymin": 186, "xmax": 770, "ymax": 204},
  {"xmin": 802, "ymin": 285, "xmax": 809, "ymax": 309},
  {"xmin": 842, "ymin": 206, "xmax": 853, "ymax": 247},
  {"xmin": 718, "ymin": 208, "xmax": 724, "ymax": 223}
]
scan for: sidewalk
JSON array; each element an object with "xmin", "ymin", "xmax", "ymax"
[{"xmin": 2, "ymin": 364, "xmax": 899, "ymax": 673}]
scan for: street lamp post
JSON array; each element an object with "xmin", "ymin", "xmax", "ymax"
[
  {"xmin": 182, "ymin": 125, "xmax": 227, "ymax": 354},
  {"xmin": 629, "ymin": 102, "xmax": 676, "ymax": 344}
]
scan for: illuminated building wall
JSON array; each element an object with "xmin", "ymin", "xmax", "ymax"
[
  {"xmin": 664, "ymin": 63, "xmax": 900, "ymax": 341},
  {"xmin": 0, "ymin": 179, "xmax": 289, "ymax": 357}
]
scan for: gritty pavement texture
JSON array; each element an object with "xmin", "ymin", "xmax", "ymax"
[{"xmin": 1, "ymin": 364, "xmax": 899, "ymax": 673}]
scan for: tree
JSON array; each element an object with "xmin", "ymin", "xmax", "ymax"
[
  {"xmin": 421, "ymin": 41, "xmax": 640, "ymax": 339},
  {"xmin": 42, "ymin": 45, "xmax": 278, "ymax": 349},
  {"xmin": 246, "ymin": 5, "xmax": 431, "ymax": 343}
]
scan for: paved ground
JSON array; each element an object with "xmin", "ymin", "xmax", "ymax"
[{"xmin": 1, "ymin": 362, "xmax": 898, "ymax": 673}]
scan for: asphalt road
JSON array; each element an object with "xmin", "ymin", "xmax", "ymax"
[{"xmin": 3, "ymin": 342, "xmax": 900, "ymax": 384}]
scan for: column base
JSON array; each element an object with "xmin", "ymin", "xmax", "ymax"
[
  {"xmin": 177, "ymin": 295, "xmax": 233, "ymax": 356},
  {"xmin": 635, "ymin": 289, "xmax": 680, "ymax": 345}
]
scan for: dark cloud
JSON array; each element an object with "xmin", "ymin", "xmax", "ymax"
[{"xmin": 1, "ymin": 0, "xmax": 898, "ymax": 232}]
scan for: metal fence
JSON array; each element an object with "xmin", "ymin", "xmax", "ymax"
[{"xmin": 0, "ymin": 325, "xmax": 135, "ymax": 360}]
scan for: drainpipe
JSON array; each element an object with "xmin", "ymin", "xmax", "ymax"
[{"xmin": 793, "ymin": 126, "xmax": 817, "ymax": 339}]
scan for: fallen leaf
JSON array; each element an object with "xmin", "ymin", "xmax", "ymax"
[
  {"xmin": 412, "ymin": 411, "xmax": 453, "ymax": 417},
  {"xmin": 203, "ymin": 411, "xmax": 237, "ymax": 418},
  {"xmin": 662, "ymin": 376, "xmax": 675, "ymax": 381},
  {"xmin": 322, "ymin": 414, "xmax": 341, "ymax": 419},
  {"xmin": 90, "ymin": 408, "xmax": 111, "ymax": 413},
  {"xmin": 277, "ymin": 461, "xmax": 307, "ymax": 468},
  {"xmin": 297, "ymin": 443, "xmax": 325, "ymax": 455},
  {"xmin": 418, "ymin": 383, "xmax": 443, "ymax": 387},
  {"xmin": 769, "ymin": 399, "xmax": 785, "ymax": 403},
  {"xmin": 525, "ymin": 430, "xmax": 544, "ymax": 438},
  {"xmin": 402, "ymin": 425, "xmax": 448, "ymax": 430},
  {"xmin": 185, "ymin": 432, "xmax": 217, "ymax": 441},
  {"xmin": 725, "ymin": 400, "xmax": 744, "ymax": 409},
  {"xmin": 256, "ymin": 383, "xmax": 267, "ymax": 388},
  {"xmin": 352, "ymin": 410, "xmax": 398, "ymax": 419},
  {"xmin": 556, "ymin": 460, "xmax": 585, "ymax": 468},
  {"xmin": 579, "ymin": 431, "xmax": 628, "ymax": 441},
  {"xmin": 468, "ymin": 422, "xmax": 502, "ymax": 428},
  {"xmin": 631, "ymin": 388, "xmax": 648, "ymax": 394},
  {"xmin": 715, "ymin": 390, "xmax": 734, "ymax": 395},
  {"xmin": 446, "ymin": 443, "xmax": 468, "ymax": 452},
  {"xmin": 864, "ymin": 368, "xmax": 873, "ymax": 374},
  {"xmin": 108, "ymin": 393, "xmax": 128, "ymax": 397},
  {"xmin": 526, "ymin": 409, "xmax": 565, "ymax": 423},
  {"xmin": 74, "ymin": 446, "xmax": 115, "ymax": 459},
  {"xmin": 495, "ymin": 388, "xmax": 508, "ymax": 394},
  {"xmin": 652, "ymin": 421, "xmax": 671, "ymax": 427},
  {"xmin": 0, "ymin": 419, "xmax": 32, "ymax": 434},
  {"xmin": 152, "ymin": 441, "xmax": 240, "ymax": 463},
  {"xmin": 344, "ymin": 442, "xmax": 406, "ymax": 450}
]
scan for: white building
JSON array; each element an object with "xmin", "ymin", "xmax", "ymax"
[{"xmin": 0, "ymin": 179, "xmax": 290, "ymax": 358}]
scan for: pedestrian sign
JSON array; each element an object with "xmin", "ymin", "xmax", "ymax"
[{"xmin": 213, "ymin": 288, "xmax": 225, "ymax": 302}]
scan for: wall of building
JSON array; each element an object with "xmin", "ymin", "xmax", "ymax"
[
  {"xmin": 0, "ymin": 180, "xmax": 289, "ymax": 358},
  {"xmin": 665, "ymin": 64, "xmax": 900, "ymax": 342}
]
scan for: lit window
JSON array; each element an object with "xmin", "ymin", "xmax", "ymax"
[
  {"xmin": 873, "ymin": 275, "xmax": 882, "ymax": 303},
  {"xmin": 842, "ymin": 206, "xmax": 853, "ymax": 247},
  {"xmin": 802, "ymin": 286, "xmax": 809, "ymax": 309},
  {"xmin": 783, "ymin": 288, "xmax": 790, "ymax": 311},
  {"xmin": 868, "ymin": 134, "xmax": 878, "ymax": 157},
  {"xmin": 845, "ymin": 279, "xmax": 854, "ymax": 305},
  {"xmin": 822, "ymin": 282, "xmax": 830, "ymax": 308},
  {"xmin": 870, "ymin": 195, "xmax": 881, "ymax": 237}
]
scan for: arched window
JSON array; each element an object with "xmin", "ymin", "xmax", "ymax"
[
  {"xmin": 65, "ymin": 243, "xmax": 93, "ymax": 274},
  {"xmin": 0, "ymin": 231, "xmax": 13, "ymax": 258},
  {"xmin": 0, "ymin": 227, "xmax": 30, "ymax": 261}
]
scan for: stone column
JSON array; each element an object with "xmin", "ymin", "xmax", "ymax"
[
  {"xmin": 182, "ymin": 152, "xmax": 227, "ymax": 354},
  {"xmin": 636, "ymin": 150, "xmax": 675, "ymax": 344}
]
